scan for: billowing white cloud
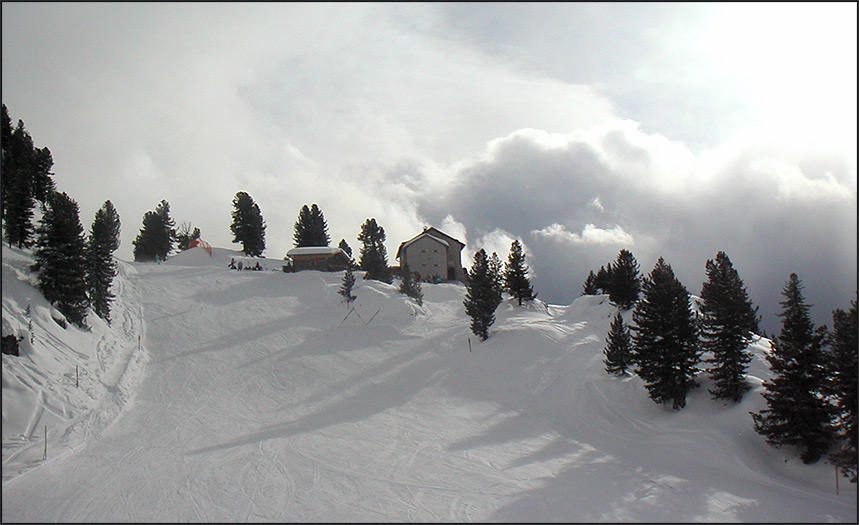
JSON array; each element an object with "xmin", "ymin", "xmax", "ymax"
[
  {"xmin": 531, "ymin": 223, "xmax": 634, "ymax": 246},
  {"xmin": 411, "ymin": 118, "xmax": 856, "ymax": 333}
]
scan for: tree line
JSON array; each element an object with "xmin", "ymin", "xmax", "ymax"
[
  {"xmin": 594, "ymin": 247, "xmax": 856, "ymax": 481},
  {"xmin": 2, "ymin": 105, "xmax": 122, "ymax": 327}
]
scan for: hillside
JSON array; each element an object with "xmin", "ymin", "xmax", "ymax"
[{"xmin": 2, "ymin": 244, "xmax": 856, "ymax": 522}]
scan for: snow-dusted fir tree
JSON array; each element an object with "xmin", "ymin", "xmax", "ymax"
[
  {"xmin": 31, "ymin": 191, "xmax": 90, "ymax": 327},
  {"xmin": 631, "ymin": 257, "xmax": 700, "ymax": 410},
  {"xmin": 133, "ymin": 200, "xmax": 176, "ymax": 262},
  {"xmin": 464, "ymin": 249, "xmax": 500, "ymax": 341},
  {"xmin": 230, "ymin": 191, "xmax": 266, "ymax": 257},
  {"xmin": 504, "ymin": 239, "xmax": 536, "ymax": 306},
  {"xmin": 293, "ymin": 203, "xmax": 330, "ymax": 247},
  {"xmin": 699, "ymin": 251, "xmax": 760, "ymax": 403},
  {"xmin": 827, "ymin": 296, "xmax": 858, "ymax": 481},
  {"xmin": 752, "ymin": 273, "xmax": 834, "ymax": 464},
  {"xmin": 338, "ymin": 265, "xmax": 356, "ymax": 304},
  {"xmin": 357, "ymin": 218, "xmax": 392, "ymax": 283},
  {"xmin": 607, "ymin": 249, "xmax": 641, "ymax": 310},
  {"xmin": 604, "ymin": 311, "xmax": 633, "ymax": 375},
  {"xmin": 398, "ymin": 263, "xmax": 423, "ymax": 306},
  {"xmin": 87, "ymin": 200, "xmax": 121, "ymax": 323}
]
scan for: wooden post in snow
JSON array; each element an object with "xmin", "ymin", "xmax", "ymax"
[
  {"xmin": 76, "ymin": 364, "xmax": 79, "ymax": 387},
  {"xmin": 468, "ymin": 337, "xmax": 472, "ymax": 352},
  {"xmin": 43, "ymin": 425, "xmax": 47, "ymax": 459}
]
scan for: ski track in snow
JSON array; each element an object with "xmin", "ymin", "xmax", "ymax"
[{"xmin": 2, "ymin": 247, "xmax": 857, "ymax": 522}]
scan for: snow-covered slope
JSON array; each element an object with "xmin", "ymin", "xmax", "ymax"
[
  {"xmin": 2, "ymin": 245, "xmax": 856, "ymax": 521},
  {"xmin": 2, "ymin": 244, "xmax": 146, "ymax": 480}
]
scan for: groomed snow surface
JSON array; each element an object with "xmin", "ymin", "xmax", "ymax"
[{"xmin": 2, "ymin": 245, "xmax": 856, "ymax": 522}]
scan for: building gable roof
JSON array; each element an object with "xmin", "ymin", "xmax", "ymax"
[{"xmin": 396, "ymin": 227, "xmax": 465, "ymax": 259}]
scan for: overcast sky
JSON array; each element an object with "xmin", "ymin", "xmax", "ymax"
[{"xmin": 3, "ymin": 2, "xmax": 856, "ymax": 333}]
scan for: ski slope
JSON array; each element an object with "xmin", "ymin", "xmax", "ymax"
[{"xmin": 2, "ymin": 245, "xmax": 856, "ymax": 522}]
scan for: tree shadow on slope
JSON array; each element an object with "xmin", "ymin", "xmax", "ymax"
[{"xmin": 183, "ymin": 342, "xmax": 445, "ymax": 457}]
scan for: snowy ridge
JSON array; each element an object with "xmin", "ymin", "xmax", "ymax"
[{"xmin": 2, "ymin": 245, "xmax": 856, "ymax": 521}]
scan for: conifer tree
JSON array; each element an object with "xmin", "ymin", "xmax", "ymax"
[
  {"xmin": 132, "ymin": 200, "xmax": 176, "ymax": 262},
  {"xmin": 604, "ymin": 311, "xmax": 633, "ymax": 375},
  {"xmin": 338, "ymin": 238, "xmax": 353, "ymax": 258},
  {"xmin": 176, "ymin": 222, "xmax": 201, "ymax": 251},
  {"xmin": 3, "ymin": 120, "xmax": 36, "ymax": 247},
  {"xmin": 631, "ymin": 257, "xmax": 700, "ymax": 410},
  {"xmin": 752, "ymin": 273, "xmax": 834, "ymax": 464},
  {"xmin": 31, "ymin": 191, "xmax": 90, "ymax": 327},
  {"xmin": 87, "ymin": 200, "xmax": 121, "ymax": 323},
  {"xmin": 594, "ymin": 265, "xmax": 611, "ymax": 294},
  {"xmin": 504, "ymin": 239, "xmax": 537, "ymax": 306},
  {"xmin": 230, "ymin": 191, "xmax": 266, "ymax": 256},
  {"xmin": 399, "ymin": 263, "xmax": 424, "ymax": 306},
  {"xmin": 357, "ymin": 218, "xmax": 392, "ymax": 283},
  {"xmin": 30, "ymin": 146, "xmax": 55, "ymax": 207},
  {"xmin": 293, "ymin": 203, "xmax": 330, "ymax": 247},
  {"xmin": 1, "ymin": 109, "xmax": 55, "ymax": 246},
  {"xmin": 608, "ymin": 249, "xmax": 641, "ymax": 310},
  {"xmin": 699, "ymin": 251, "xmax": 760, "ymax": 403},
  {"xmin": 464, "ymin": 249, "xmax": 500, "ymax": 341},
  {"xmin": 488, "ymin": 251, "xmax": 505, "ymax": 304},
  {"xmin": 339, "ymin": 265, "xmax": 357, "ymax": 304},
  {"xmin": 582, "ymin": 270, "xmax": 599, "ymax": 295},
  {"xmin": 827, "ymin": 295, "xmax": 857, "ymax": 480}
]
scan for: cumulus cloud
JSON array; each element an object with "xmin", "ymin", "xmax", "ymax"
[
  {"xmin": 412, "ymin": 119, "xmax": 856, "ymax": 333},
  {"xmin": 531, "ymin": 223, "xmax": 634, "ymax": 246}
]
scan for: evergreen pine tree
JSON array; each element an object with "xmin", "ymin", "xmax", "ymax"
[
  {"xmin": 1, "ymin": 109, "xmax": 56, "ymax": 245},
  {"xmin": 594, "ymin": 265, "xmax": 611, "ymax": 294},
  {"xmin": 631, "ymin": 257, "xmax": 701, "ymax": 410},
  {"xmin": 464, "ymin": 249, "xmax": 499, "ymax": 341},
  {"xmin": 504, "ymin": 239, "xmax": 537, "ymax": 306},
  {"xmin": 604, "ymin": 311, "xmax": 633, "ymax": 375},
  {"xmin": 86, "ymin": 200, "xmax": 121, "ymax": 323},
  {"xmin": 293, "ymin": 203, "xmax": 330, "ymax": 247},
  {"xmin": 751, "ymin": 273, "xmax": 835, "ymax": 464},
  {"xmin": 488, "ymin": 251, "xmax": 505, "ymax": 305},
  {"xmin": 132, "ymin": 200, "xmax": 176, "ymax": 262},
  {"xmin": 230, "ymin": 191, "xmax": 266, "ymax": 256},
  {"xmin": 399, "ymin": 263, "xmax": 424, "ymax": 306},
  {"xmin": 582, "ymin": 270, "xmax": 599, "ymax": 295},
  {"xmin": 338, "ymin": 238, "xmax": 353, "ymax": 258},
  {"xmin": 31, "ymin": 191, "xmax": 90, "ymax": 327},
  {"xmin": 30, "ymin": 146, "xmax": 56, "ymax": 207},
  {"xmin": 175, "ymin": 221, "xmax": 201, "ymax": 251},
  {"xmin": 357, "ymin": 218, "xmax": 392, "ymax": 283},
  {"xmin": 827, "ymin": 295, "xmax": 857, "ymax": 480},
  {"xmin": 699, "ymin": 251, "xmax": 760, "ymax": 403},
  {"xmin": 608, "ymin": 249, "xmax": 641, "ymax": 310},
  {"xmin": 2, "ymin": 120, "xmax": 36, "ymax": 248},
  {"xmin": 338, "ymin": 265, "xmax": 357, "ymax": 304}
]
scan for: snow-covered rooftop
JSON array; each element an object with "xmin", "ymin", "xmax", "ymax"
[{"xmin": 286, "ymin": 246, "xmax": 346, "ymax": 257}]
